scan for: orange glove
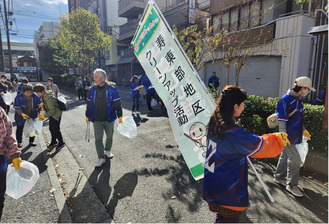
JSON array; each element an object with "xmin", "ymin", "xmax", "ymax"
[
  {"xmin": 0, "ymin": 92, "xmax": 3, "ymax": 95},
  {"xmin": 21, "ymin": 113, "xmax": 29, "ymax": 120},
  {"xmin": 38, "ymin": 113, "xmax": 46, "ymax": 121},
  {"xmin": 138, "ymin": 85, "xmax": 144, "ymax": 89},
  {"xmin": 11, "ymin": 157, "xmax": 22, "ymax": 170},
  {"xmin": 76, "ymin": 87, "xmax": 78, "ymax": 90},
  {"xmin": 86, "ymin": 117, "xmax": 90, "ymax": 124},
  {"xmin": 118, "ymin": 117, "xmax": 123, "ymax": 124},
  {"xmin": 303, "ymin": 130, "xmax": 311, "ymax": 141},
  {"xmin": 273, "ymin": 132, "xmax": 290, "ymax": 147},
  {"xmin": 38, "ymin": 104, "xmax": 44, "ymax": 110}
]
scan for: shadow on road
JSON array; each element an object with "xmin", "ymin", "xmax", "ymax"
[{"xmin": 106, "ymin": 172, "xmax": 138, "ymax": 217}]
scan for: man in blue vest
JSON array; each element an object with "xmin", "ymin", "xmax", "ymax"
[{"xmin": 86, "ymin": 69, "xmax": 123, "ymax": 167}]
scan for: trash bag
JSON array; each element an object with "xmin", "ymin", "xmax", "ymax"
[
  {"xmin": 117, "ymin": 116, "xmax": 137, "ymax": 139},
  {"xmin": 2, "ymin": 92, "xmax": 12, "ymax": 105},
  {"xmin": 6, "ymin": 160, "xmax": 40, "ymax": 199},
  {"xmin": 295, "ymin": 137, "xmax": 309, "ymax": 167},
  {"xmin": 151, "ymin": 98, "xmax": 157, "ymax": 107},
  {"xmin": 23, "ymin": 118, "xmax": 43, "ymax": 138}
]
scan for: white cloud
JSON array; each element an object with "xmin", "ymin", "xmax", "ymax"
[{"xmin": 43, "ymin": 0, "xmax": 67, "ymax": 5}]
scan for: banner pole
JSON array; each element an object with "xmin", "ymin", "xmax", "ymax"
[{"xmin": 247, "ymin": 156, "xmax": 275, "ymax": 202}]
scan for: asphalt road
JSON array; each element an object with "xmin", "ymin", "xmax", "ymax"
[{"xmin": 1, "ymin": 85, "xmax": 328, "ymax": 223}]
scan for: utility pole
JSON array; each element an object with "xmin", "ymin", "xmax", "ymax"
[{"xmin": 3, "ymin": 0, "xmax": 13, "ymax": 80}]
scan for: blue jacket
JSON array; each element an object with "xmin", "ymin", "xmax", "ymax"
[
  {"xmin": 75, "ymin": 77, "xmax": 83, "ymax": 89},
  {"xmin": 141, "ymin": 75, "xmax": 155, "ymax": 96},
  {"xmin": 17, "ymin": 84, "xmax": 23, "ymax": 95},
  {"xmin": 130, "ymin": 82, "xmax": 140, "ymax": 99},
  {"xmin": 13, "ymin": 93, "xmax": 42, "ymax": 126},
  {"xmin": 86, "ymin": 85, "xmax": 121, "ymax": 122},
  {"xmin": 0, "ymin": 84, "xmax": 8, "ymax": 104},
  {"xmin": 208, "ymin": 76, "xmax": 219, "ymax": 89},
  {"xmin": 277, "ymin": 93, "xmax": 303, "ymax": 144},
  {"xmin": 203, "ymin": 125, "xmax": 263, "ymax": 208},
  {"xmin": 203, "ymin": 125, "xmax": 284, "ymax": 209}
]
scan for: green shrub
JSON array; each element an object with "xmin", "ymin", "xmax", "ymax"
[{"xmin": 238, "ymin": 95, "xmax": 328, "ymax": 154}]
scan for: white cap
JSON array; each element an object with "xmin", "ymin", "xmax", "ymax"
[{"xmin": 295, "ymin": 76, "xmax": 316, "ymax": 92}]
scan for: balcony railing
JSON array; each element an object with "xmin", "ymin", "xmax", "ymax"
[
  {"xmin": 118, "ymin": 0, "xmax": 146, "ymax": 18},
  {"xmin": 119, "ymin": 19, "xmax": 139, "ymax": 42}
]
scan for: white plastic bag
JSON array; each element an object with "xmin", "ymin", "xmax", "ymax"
[
  {"xmin": 295, "ymin": 136, "xmax": 309, "ymax": 167},
  {"xmin": 117, "ymin": 116, "xmax": 137, "ymax": 139},
  {"xmin": 151, "ymin": 98, "xmax": 157, "ymax": 107},
  {"xmin": 23, "ymin": 118, "xmax": 43, "ymax": 138},
  {"xmin": 2, "ymin": 92, "xmax": 12, "ymax": 105},
  {"xmin": 6, "ymin": 160, "xmax": 40, "ymax": 199}
]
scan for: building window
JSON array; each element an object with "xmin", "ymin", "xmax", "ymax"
[
  {"xmin": 230, "ymin": 8, "xmax": 239, "ymax": 31},
  {"xmin": 261, "ymin": 0, "xmax": 275, "ymax": 25},
  {"xmin": 239, "ymin": 5, "xmax": 249, "ymax": 29},
  {"xmin": 250, "ymin": 1, "xmax": 261, "ymax": 27},
  {"xmin": 222, "ymin": 11, "xmax": 229, "ymax": 31},
  {"xmin": 212, "ymin": 15, "xmax": 221, "ymax": 33},
  {"xmin": 24, "ymin": 62, "xmax": 32, "ymax": 67},
  {"xmin": 117, "ymin": 46, "xmax": 125, "ymax": 56}
]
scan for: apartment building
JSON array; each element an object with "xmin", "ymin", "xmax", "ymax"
[
  {"xmin": 33, "ymin": 22, "xmax": 59, "ymax": 80},
  {"xmin": 198, "ymin": 0, "xmax": 327, "ymax": 98},
  {"xmin": 68, "ymin": 0, "xmax": 93, "ymax": 13},
  {"xmin": 88, "ymin": 0, "xmax": 127, "ymax": 79}
]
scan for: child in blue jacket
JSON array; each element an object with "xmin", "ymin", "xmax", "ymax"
[
  {"xmin": 203, "ymin": 85, "xmax": 289, "ymax": 223},
  {"xmin": 130, "ymin": 75, "xmax": 140, "ymax": 115}
]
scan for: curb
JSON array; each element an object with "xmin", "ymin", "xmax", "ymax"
[{"xmin": 38, "ymin": 134, "xmax": 72, "ymax": 223}]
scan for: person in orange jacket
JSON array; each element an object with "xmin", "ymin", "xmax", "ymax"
[{"xmin": 203, "ymin": 85, "xmax": 289, "ymax": 223}]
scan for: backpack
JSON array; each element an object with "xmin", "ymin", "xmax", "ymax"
[{"xmin": 57, "ymin": 99, "xmax": 67, "ymax": 111}]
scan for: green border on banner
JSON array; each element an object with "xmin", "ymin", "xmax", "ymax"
[
  {"xmin": 133, "ymin": 5, "xmax": 161, "ymax": 57},
  {"xmin": 190, "ymin": 163, "xmax": 204, "ymax": 178}
]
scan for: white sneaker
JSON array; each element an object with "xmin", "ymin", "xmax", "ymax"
[
  {"xmin": 286, "ymin": 185, "xmax": 304, "ymax": 197},
  {"xmin": 104, "ymin": 151, "xmax": 113, "ymax": 159},
  {"xmin": 95, "ymin": 158, "xmax": 106, "ymax": 167}
]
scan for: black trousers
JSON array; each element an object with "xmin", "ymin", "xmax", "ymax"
[
  {"xmin": 0, "ymin": 168, "xmax": 6, "ymax": 220},
  {"xmin": 83, "ymin": 89, "xmax": 88, "ymax": 100},
  {"xmin": 146, "ymin": 94, "xmax": 153, "ymax": 111},
  {"xmin": 5, "ymin": 105, "xmax": 9, "ymax": 114},
  {"xmin": 49, "ymin": 117, "xmax": 63, "ymax": 145},
  {"xmin": 77, "ymin": 88, "xmax": 83, "ymax": 100},
  {"xmin": 16, "ymin": 124, "xmax": 35, "ymax": 144}
]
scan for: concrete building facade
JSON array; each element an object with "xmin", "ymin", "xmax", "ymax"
[{"xmin": 198, "ymin": 0, "xmax": 328, "ymax": 98}]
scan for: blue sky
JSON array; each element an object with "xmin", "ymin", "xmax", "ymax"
[{"xmin": 1, "ymin": 0, "xmax": 68, "ymax": 43}]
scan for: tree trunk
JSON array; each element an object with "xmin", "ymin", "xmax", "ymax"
[
  {"xmin": 235, "ymin": 67, "xmax": 240, "ymax": 86},
  {"xmin": 226, "ymin": 64, "xmax": 230, "ymax": 85}
]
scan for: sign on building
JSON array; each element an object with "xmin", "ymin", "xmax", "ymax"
[{"xmin": 132, "ymin": 0, "xmax": 215, "ymax": 180}]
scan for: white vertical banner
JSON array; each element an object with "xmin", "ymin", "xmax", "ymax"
[{"xmin": 132, "ymin": 1, "xmax": 215, "ymax": 180}]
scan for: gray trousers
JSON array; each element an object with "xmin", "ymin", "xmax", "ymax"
[
  {"xmin": 274, "ymin": 144, "xmax": 301, "ymax": 186},
  {"xmin": 93, "ymin": 121, "xmax": 115, "ymax": 159}
]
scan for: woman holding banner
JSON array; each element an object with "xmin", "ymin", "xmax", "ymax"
[{"xmin": 203, "ymin": 85, "xmax": 290, "ymax": 223}]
